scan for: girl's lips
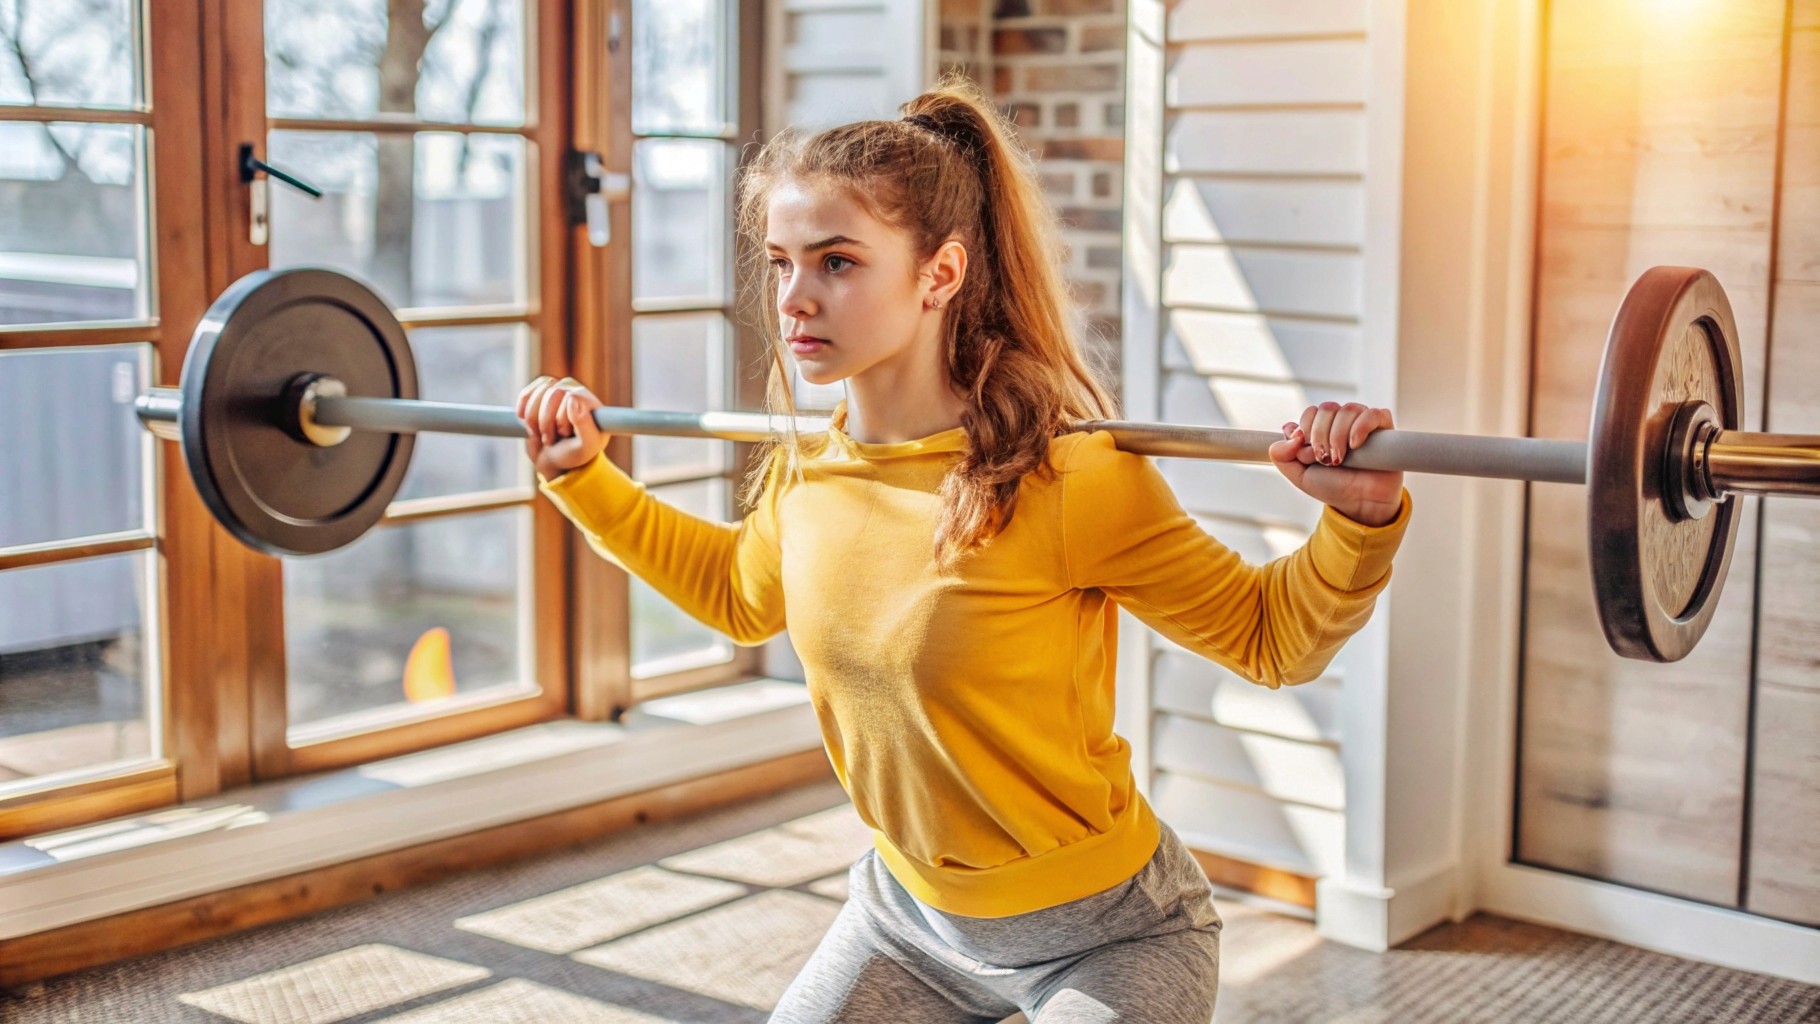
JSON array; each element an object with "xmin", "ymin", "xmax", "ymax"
[{"xmin": 788, "ymin": 337, "xmax": 828, "ymax": 354}]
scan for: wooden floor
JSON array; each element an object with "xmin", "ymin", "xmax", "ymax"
[{"xmin": 2, "ymin": 779, "xmax": 1816, "ymax": 1023}]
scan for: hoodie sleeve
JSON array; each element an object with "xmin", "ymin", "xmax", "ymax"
[
  {"xmin": 540, "ymin": 454, "xmax": 786, "ymax": 645},
  {"xmin": 1061, "ymin": 431, "xmax": 1410, "ymax": 687}
]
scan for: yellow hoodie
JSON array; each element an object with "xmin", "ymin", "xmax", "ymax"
[{"xmin": 541, "ymin": 407, "xmax": 1410, "ymax": 917}]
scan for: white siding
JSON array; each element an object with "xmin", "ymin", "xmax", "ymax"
[
  {"xmin": 1165, "ymin": 111, "xmax": 1367, "ymax": 175},
  {"xmin": 1162, "ymin": 246, "xmax": 1363, "ymax": 318},
  {"xmin": 1152, "ymin": 649, "xmax": 1345, "ymax": 744},
  {"xmin": 765, "ymin": 0, "xmax": 934, "ymax": 131},
  {"xmin": 1151, "ymin": 770, "xmax": 1346, "ymax": 876},
  {"xmin": 1167, "ymin": 0, "xmax": 1368, "ymax": 42},
  {"xmin": 1125, "ymin": 0, "xmax": 1386, "ymax": 884},
  {"xmin": 1162, "ymin": 310, "xmax": 1363, "ymax": 388},
  {"xmin": 1163, "ymin": 179, "xmax": 1366, "ymax": 247},
  {"xmin": 1168, "ymin": 38, "xmax": 1369, "ymax": 107}
]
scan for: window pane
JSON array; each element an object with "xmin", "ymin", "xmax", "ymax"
[
  {"xmin": 0, "ymin": 346, "xmax": 151, "ymax": 547},
  {"xmin": 265, "ymin": 0, "xmax": 525, "ymax": 126},
  {"xmin": 285, "ymin": 507, "xmax": 534, "ymax": 733},
  {"xmin": 398, "ymin": 324, "xmax": 532, "ymax": 501},
  {"xmin": 632, "ymin": 0, "xmax": 725, "ymax": 135},
  {"xmin": 0, "ymin": 553, "xmax": 157, "ymax": 793},
  {"xmin": 632, "ymin": 314, "xmax": 730, "ymax": 480},
  {"xmin": 268, "ymin": 130, "xmax": 528, "ymax": 311},
  {"xmin": 0, "ymin": 123, "xmax": 149, "ymax": 326},
  {"xmin": 0, "ymin": 0, "xmax": 140, "ymax": 110},
  {"xmin": 631, "ymin": 479, "xmax": 735, "ymax": 678},
  {"xmin": 632, "ymin": 139, "xmax": 727, "ymax": 303}
]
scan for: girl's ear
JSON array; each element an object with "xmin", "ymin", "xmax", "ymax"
[{"xmin": 923, "ymin": 238, "xmax": 969, "ymax": 306}]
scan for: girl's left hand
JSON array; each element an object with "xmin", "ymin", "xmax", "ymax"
[{"xmin": 1268, "ymin": 402, "xmax": 1405, "ymax": 527}]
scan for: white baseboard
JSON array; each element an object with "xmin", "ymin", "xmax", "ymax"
[
  {"xmin": 1316, "ymin": 861, "xmax": 1461, "ymax": 951},
  {"xmin": 1480, "ymin": 861, "xmax": 1820, "ymax": 987},
  {"xmin": 0, "ymin": 680, "xmax": 823, "ymax": 940}
]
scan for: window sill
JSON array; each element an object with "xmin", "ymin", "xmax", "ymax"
[{"xmin": 0, "ymin": 679, "xmax": 820, "ymax": 941}]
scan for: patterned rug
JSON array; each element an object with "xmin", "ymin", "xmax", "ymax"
[{"xmin": 3, "ymin": 779, "xmax": 1816, "ymax": 1023}]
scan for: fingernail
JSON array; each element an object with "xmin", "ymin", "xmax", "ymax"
[{"xmin": 1282, "ymin": 421, "xmax": 1297, "ymax": 435}]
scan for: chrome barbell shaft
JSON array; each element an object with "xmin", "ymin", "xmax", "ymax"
[{"xmin": 1706, "ymin": 432, "xmax": 1820, "ymax": 497}]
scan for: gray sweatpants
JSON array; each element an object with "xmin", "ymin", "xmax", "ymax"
[{"xmin": 770, "ymin": 823, "xmax": 1222, "ymax": 1023}]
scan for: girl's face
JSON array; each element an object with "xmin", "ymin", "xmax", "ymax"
[{"xmin": 765, "ymin": 178, "xmax": 943, "ymax": 387}]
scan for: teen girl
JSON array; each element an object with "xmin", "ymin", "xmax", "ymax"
[{"xmin": 518, "ymin": 78, "xmax": 1410, "ymax": 1023}]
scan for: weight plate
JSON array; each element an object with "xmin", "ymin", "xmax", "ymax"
[
  {"xmin": 1587, "ymin": 266, "xmax": 1743, "ymax": 662},
  {"xmin": 180, "ymin": 268, "xmax": 416, "ymax": 556}
]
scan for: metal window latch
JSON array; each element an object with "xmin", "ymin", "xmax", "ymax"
[
  {"xmin": 239, "ymin": 144, "xmax": 325, "ymax": 246},
  {"xmin": 567, "ymin": 149, "xmax": 630, "ymax": 248}
]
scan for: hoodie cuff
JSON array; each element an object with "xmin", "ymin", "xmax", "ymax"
[{"xmin": 1307, "ymin": 489, "xmax": 1413, "ymax": 592}]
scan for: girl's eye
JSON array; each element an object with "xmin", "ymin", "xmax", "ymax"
[
  {"xmin": 824, "ymin": 255, "xmax": 853, "ymax": 273},
  {"xmin": 770, "ymin": 257, "xmax": 791, "ymax": 275}
]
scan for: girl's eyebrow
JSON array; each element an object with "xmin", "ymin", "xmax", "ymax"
[{"xmin": 765, "ymin": 235, "xmax": 869, "ymax": 253}]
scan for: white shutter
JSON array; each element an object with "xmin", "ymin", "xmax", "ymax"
[
  {"xmin": 1124, "ymin": 0, "xmax": 1383, "ymax": 877},
  {"xmin": 764, "ymin": 0, "xmax": 936, "ymax": 131}
]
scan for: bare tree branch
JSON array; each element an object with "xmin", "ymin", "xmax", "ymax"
[
  {"xmin": 2, "ymin": 0, "xmax": 83, "ymax": 178},
  {"xmin": 456, "ymin": 0, "xmax": 505, "ymax": 176}
]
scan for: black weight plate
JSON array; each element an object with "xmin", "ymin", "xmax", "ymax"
[
  {"xmin": 180, "ymin": 268, "xmax": 416, "ymax": 556},
  {"xmin": 1587, "ymin": 266, "xmax": 1743, "ymax": 662}
]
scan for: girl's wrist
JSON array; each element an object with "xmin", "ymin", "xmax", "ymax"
[{"xmin": 1333, "ymin": 495, "xmax": 1400, "ymax": 528}]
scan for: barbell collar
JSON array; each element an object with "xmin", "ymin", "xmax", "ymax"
[
  {"xmin": 285, "ymin": 374, "xmax": 353, "ymax": 448},
  {"xmin": 135, "ymin": 388, "xmax": 183, "ymax": 443}
]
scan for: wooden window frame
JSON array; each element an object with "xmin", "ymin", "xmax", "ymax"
[
  {"xmin": 3, "ymin": 0, "xmax": 779, "ymax": 841},
  {"xmin": 208, "ymin": 0, "xmax": 578, "ymax": 779},
  {"xmin": 570, "ymin": 0, "xmax": 770, "ymax": 719},
  {"xmin": 0, "ymin": 0, "xmax": 211, "ymax": 840}
]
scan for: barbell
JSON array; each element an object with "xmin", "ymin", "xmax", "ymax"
[{"xmin": 132, "ymin": 267, "xmax": 1820, "ymax": 663}]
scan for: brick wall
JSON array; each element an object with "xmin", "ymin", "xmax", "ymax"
[
  {"xmin": 939, "ymin": 0, "xmax": 1127, "ymax": 387},
  {"xmin": 994, "ymin": 0, "xmax": 1125, "ymax": 384}
]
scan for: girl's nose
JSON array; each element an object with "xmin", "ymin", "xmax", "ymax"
[{"xmin": 777, "ymin": 276, "xmax": 814, "ymax": 320}]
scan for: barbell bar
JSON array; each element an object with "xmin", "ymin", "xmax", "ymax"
[
  {"xmin": 131, "ymin": 267, "xmax": 1820, "ymax": 662},
  {"xmin": 135, "ymin": 391, "xmax": 1818, "ymax": 496},
  {"xmin": 137, "ymin": 387, "xmax": 1595, "ymax": 483}
]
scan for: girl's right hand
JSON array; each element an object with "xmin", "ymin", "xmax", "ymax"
[{"xmin": 517, "ymin": 376, "xmax": 610, "ymax": 480}]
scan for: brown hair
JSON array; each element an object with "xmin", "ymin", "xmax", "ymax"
[{"xmin": 736, "ymin": 75, "xmax": 1117, "ymax": 565}]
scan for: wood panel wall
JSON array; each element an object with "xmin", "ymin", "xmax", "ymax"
[
  {"xmin": 1747, "ymin": 0, "xmax": 1820, "ymax": 927},
  {"xmin": 1519, "ymin": 0, "xmax": 1816, "ymax": 924}
]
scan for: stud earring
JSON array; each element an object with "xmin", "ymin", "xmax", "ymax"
[{"xmin": 928, "ymin": 296, "xmax": 943, "ymax": 309}]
